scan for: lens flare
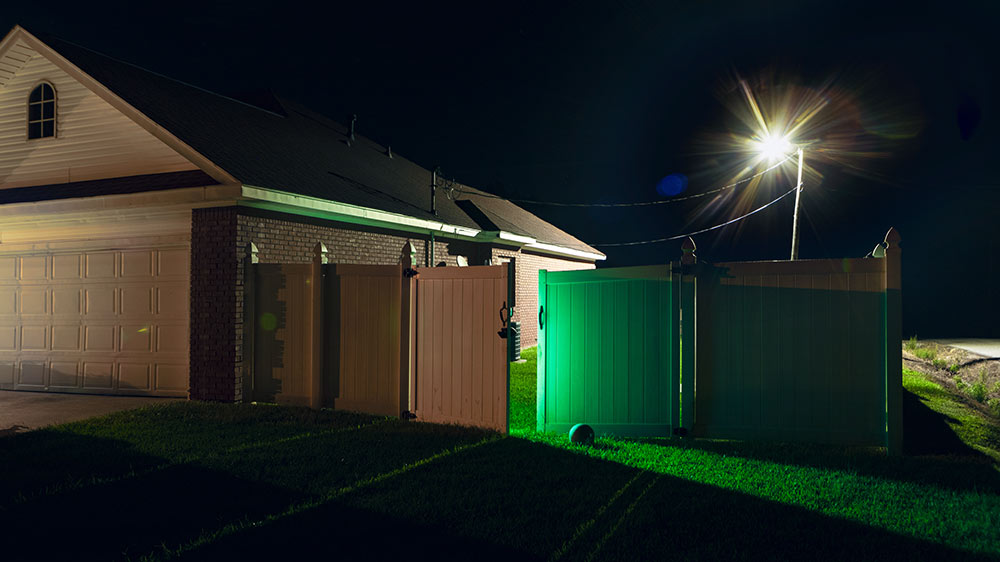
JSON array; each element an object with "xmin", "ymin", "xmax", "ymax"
[{"xmin": 687, "ymin": 66, "xmax": 921, "ymax": 242}]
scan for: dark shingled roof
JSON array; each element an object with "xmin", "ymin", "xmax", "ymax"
[{"xmin": 31, "ymin": 32, "xmax": 601, "ymax": 258}]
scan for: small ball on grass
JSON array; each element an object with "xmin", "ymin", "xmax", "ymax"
[{"xmin": 569, "ymin": 423, "xmax": 595, "ymax": 445}]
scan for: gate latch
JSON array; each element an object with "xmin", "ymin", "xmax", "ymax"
[{"xmin": 497, "ymin": 300, "xmax": 509, "ymax": 339}]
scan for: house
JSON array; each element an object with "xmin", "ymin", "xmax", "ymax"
[{"xmin": 0, "ymin": 26, "xmax": 603, "ymax": 402}]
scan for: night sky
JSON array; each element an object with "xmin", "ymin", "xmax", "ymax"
[{"xmin": 3, "ymin": 1, "xmax": 998, "ymax": 336}]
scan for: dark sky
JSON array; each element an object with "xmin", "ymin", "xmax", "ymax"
[{"xmin": 3, "ymin": 1, "xmax": 998, "ymax": 335}]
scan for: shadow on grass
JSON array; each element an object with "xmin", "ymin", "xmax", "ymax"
[
  {"xmin": 615, "ymin": 388, "xmax": 1000, "ymax": 497},
  {"xmin": 178, "ymin": 438, "xmax": 994, "ymax": 562},
  {"xmin": 0, "ymin": 420, "xmax": 492, "ymax": 562},
  {"xmin": 0, "ymin": 403, "xmax": 382, "ymax": 506}
]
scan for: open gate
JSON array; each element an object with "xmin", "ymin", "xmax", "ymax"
[{"xmin": 411, "ymin": 264, "xmax": 511, "ymax": 433}]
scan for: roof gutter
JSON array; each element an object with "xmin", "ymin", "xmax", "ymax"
[
  {"xmin": 239, "ymin": 185, "xmax": 481, "ymax": 239},
  {"xmin": 239, "ymin": 185, "xmax": 605, "ymax": 261}
]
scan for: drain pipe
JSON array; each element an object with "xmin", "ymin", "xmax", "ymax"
[
  {"xmin": 430, "ymin": 167, "xmax": 439, "ymax": 266},
  {"xmin": 431, "ymin": 166, "xmax": 439, "ymax": 216}
]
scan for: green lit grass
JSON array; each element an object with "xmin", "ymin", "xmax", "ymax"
[
  {"xmin": 2, "ymin": 355, "xmax": 999, "ymax": 561},
  {"xmin": 512, "ymin": 349, "xmax": 1000, "ymax": 558}
]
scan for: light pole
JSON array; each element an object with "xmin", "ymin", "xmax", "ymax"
[
  {"xmin": 789, "ymin": 147, "xmax": 804, "ymax": 260},
  {"xmin": 754, "ymin": 135, "xmax": 805, "ymax": 260}
]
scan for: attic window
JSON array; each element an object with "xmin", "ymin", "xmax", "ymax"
[{"xmin": 27, "ymin": 82, "xmax": 56, "ymax": 140}]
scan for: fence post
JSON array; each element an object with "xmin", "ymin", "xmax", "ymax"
[
  {"xmin": 242, "ymin": 242, "xmax": 258, "ymax": 403},
  {"xmin": 537, "ymin": 269, "xmax": 547, "ymax": 433},
  {"xmin": 401, "ymin": 242, "xmax": 417, "ymax": 416},
  {"xmin": 883, "ymin": 228, "xmax": 903, "ymax": 455},
  {"xmin": 310, "ymin": 242, "xmax": 328, "ymax": 409},
  {"xmin": 680, "ymin": 237, "xmax": 696, "ymax": 432}
]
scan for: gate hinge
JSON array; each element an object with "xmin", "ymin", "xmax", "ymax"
[
  {"xmin": 672, "ymin": 427, "xmax": 688, "ymax": 437},
  {"xmin": 403, "ymin": 268, "xmax": 419, "ymax": 278},
  {"xmin": 401, "ymin": 410, "xmax": 417, "ymax": 420}
]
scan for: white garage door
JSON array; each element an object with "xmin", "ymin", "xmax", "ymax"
[{"xmin": 0, "ymin": 245, "xmax": 189, "ymax": 396}]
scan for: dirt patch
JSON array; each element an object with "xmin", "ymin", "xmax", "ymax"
[{"xmin": 903, "ymin": 340, "xmax": 1000, "ymax": 416}]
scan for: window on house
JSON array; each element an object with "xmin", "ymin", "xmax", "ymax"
[{"xmin": 27, "ymin": 82, "xmax": 56, "ymax": 140}]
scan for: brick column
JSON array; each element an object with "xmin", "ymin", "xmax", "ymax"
[{"xmin": 190, "ymin": 207, "xmax": 240, "ymax": 401}]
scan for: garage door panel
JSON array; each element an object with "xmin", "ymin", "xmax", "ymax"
[
  {"xmin": 0, "ymin": 257, "xmax": 16, "ymax": 280},
  {"xmin": 156, "ymin": 286, "xmax": 187, "ymax": 317},
  {"xmin": 121, "ymin": 286, "xmax": 153, "ymax": 316},
  {"xmin": 120, "ymin": 325, "xmax": 152, "ymax": 352},
  {"xmin": 18, "ymin": 362, "xmax": 45, "ymax": 386},
  {"xmin": 1, "ymin": 244, "xmax": 189, "ymax": 397},
  {"xmin": 20, "ymin": 289, "xmax": 47, "ymax": 315},
  {"xmin": 0, "ymin": 361, "xmax": 14, "ymax": 386},
  {"xmin": 157, "ymin": 249, "xmax": 189, "ymax": 277},
  {"xmin": 155, "ymin": 364, "xmax": 186, "ymax": 391},
  {"xmin": 84, "ymin": 325, "xmax": 115, "ymax": 352},
  {"xmin": 53, "ymin": 289, "xmax": 82, "ymax": 316},
  {"xmin": 0, "ymin": 289, "xmax": 15, "ymax": 314},
  {"xmin": 156, "ymin": 324, "xmax": 186, "ymax": 353},
  {"xmin": 52, "ymin": 326, "xmax": 81, "ymax": 351},
  {"xmin": 121, "ymin": 251, "xmax": 153, "ymax": 278},
  {"xmin": 20, "ymin": 326, "xmax": 47, "ymax": 351},
  {"xmin": 85, "ymin": 253, "xmax": 116, "ymax": 279},
  {"xmin": 119, "ymin": 363, "xmax": 150, "ymax": 390},
  {"xmin": 0, "ymin": 327, "xmax": 15, "ymax": 350},
  {"xmin": 49, "ymin": 362, "xmax": 80, "ymax": 388},
  {"xmin": 19, "ymin": 257, "xmax": 46, "ymax": 280},
  {"xmin": 83, "ymin": 362, "xmax": 113, "ymax": 389},
  {"xmin": 85, "ymin": 287, "xmax": 116, "ymax": 316},
  {"xmin": 52, "ymin": 254, "xmax": 82, "ymax": 280}
]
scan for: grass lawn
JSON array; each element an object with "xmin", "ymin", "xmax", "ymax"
[{"xmin": 1, "ymin": 350, "xmax": 999, "ymax": 561}]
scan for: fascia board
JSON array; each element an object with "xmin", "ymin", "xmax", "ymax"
[
  {"xmin": 239, "ymin": 185, "xmax": 483, "ymax": 239},
  {"xmin": 525, "ymin": 241, "xmax": 607, "ymax": 261}
]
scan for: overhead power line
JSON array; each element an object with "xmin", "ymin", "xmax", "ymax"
[
  {"xmin": 590, "ymin": 183, "xmax": 801, "ymax": 247},
  {"xmin": 447, "ymin": 154, "xmax": 795, "ymax": 207}
]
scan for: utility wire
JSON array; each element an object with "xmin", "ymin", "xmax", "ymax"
[
  {"xmin": 447, "ymin": 154, "xmax": 795, "ymax": 207},
  {"xmin": 591, "ymin": 183, "xmax": 801, "ymax": 247}
]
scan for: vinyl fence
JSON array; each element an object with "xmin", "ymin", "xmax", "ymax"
[
  {"xmin": 537, "ymin": 229, "xmax": 902, "ymax": 453},
  {"xmin": 247, "ymin": 243, "xmax": 513, "ymax": 432}
]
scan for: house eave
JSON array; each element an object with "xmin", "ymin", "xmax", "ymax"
[{"xmin": 239, "ymin": 185, "xmax": 605, "ymax": 261}]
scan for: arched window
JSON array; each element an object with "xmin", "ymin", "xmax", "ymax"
[{"xmin": 27, "ymin": 82, "xmax": 56, "ymax": 140}]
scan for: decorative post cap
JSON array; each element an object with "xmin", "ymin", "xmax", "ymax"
[
  {"xmin": 313, "ymin": 242, "xmax": 329, "ymax": 264},
  {"xmin": 401, "ymin": 241, "xmax": 417, "ymax": 267},
  {"xmin": 884, "ymin": 227, "xmax": 901, "ymax": 248},
  {"xmin": 245, "ymin": 242, "xmax": 259, "ymax": 264},
  {"xmin": 681, "ymin": 237, "xmax": 697, "ymax": 265}
]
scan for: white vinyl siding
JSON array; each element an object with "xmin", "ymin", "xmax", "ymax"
[{"xmin": 0, "ymin": 41, "xmax": 197, "ymax": 188}]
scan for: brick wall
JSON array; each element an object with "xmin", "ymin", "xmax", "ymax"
[
  {"xmin": 492, "ymin": 247, "xmax": 596, "ymax": 348},
  {"xmin": 190, "ymin": 206, "xmax": 597, "ymax": 402},
  {"xmin": 190, "ymin": 207, "xmax": 239, "ymax": 402}
]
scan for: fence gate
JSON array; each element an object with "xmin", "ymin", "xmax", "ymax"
[
  {"xmin": 411, "ymin": 264, "xmax": 511, "ymax": 432},
  {"xmin": 537, "ymin": 265, "xmax": 686, "ymax": 437}
]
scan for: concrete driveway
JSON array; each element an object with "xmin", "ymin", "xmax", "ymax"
[
  {"xmin": 929, "ymin": 339, "xmax": 1000, "ymax": 359},
  {"xmin": 0, "ymin": 390, "xmax": 180, "ymax": 436}
]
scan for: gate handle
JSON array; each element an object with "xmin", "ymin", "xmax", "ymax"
[
  {"xmin": 499, "ymin": 301, "xmax": 508, "ymax": 325},
  {"xmin": 538, "ymin": 305, "xmax": 544, "ymax": 329}
]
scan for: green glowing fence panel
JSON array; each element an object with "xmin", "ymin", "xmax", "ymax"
[{"xmin": 537, "ymin": 266, "xmax": 679, "ymax": 437}]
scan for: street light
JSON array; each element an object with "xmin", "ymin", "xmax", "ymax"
[
  {"xmin": 751, "ymin": 135, "xmax": 805, "ymax": 260},
  {"xmin": 789, "ymin": 147, "xmax": 804, "ymax": 260}
]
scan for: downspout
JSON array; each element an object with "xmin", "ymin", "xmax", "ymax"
[{"xmin": 430, "ymin": 167, "xmax": 439, "ymax": 266}]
